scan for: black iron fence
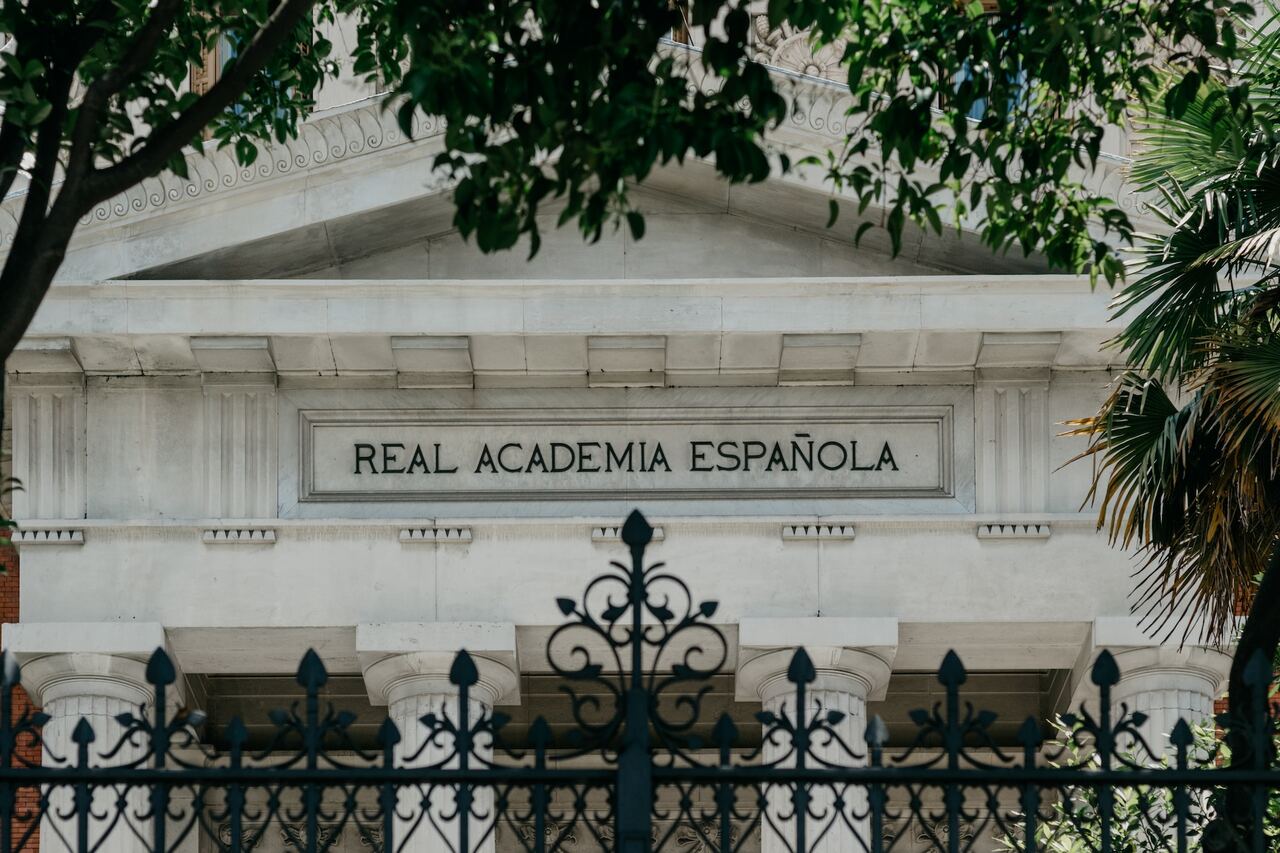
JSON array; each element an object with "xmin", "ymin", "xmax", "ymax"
[{"xmin": 1, "ymin": 511, "xmax": 1278, "ymax": 853}]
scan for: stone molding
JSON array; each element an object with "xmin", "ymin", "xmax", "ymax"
[
  {"xmin": 12, "ymin": 528, "xmax": 85, "ymax": 546},
  {"xmin": 2, "ymin": 622, "xmax": 180, "ymax": 707},
  {"xmin": 201, "ymin": 528, "xmax": 277, "ymax": 545},
  {"xmin": 975, "ymin": 522, "xmax": 1050, "ymax": 540},
  {"xmin": 736, "ymin": 646, "xmax": 894, "ymax": 704},
  {"xmin": 399, "ymin": 526, "xmax": 473, "ymax": 544},
  {"xmin": 1106, "ymin": 646, "xmax": 1233, "ymax": 704},
  {"xmin": 781, "ymin": 522, "xmax": 855, "ymax": 541},
  {"xmin": 592, "ymin": 524, "xmax": 664, "ymax": 543},
  {"xmin": 357, "ymin": 622, "xmax": 520, "ymax": 706},
  {"xmin": 0, "ymin": 99, "xmax": 442, "ymax": 253},
  {"xmin": 17, "ymin": 652, "xmax": 158, "ymax": 708},
  {"xmin": 361, "ymin": 651, "xmax": 520, "ymax": 708}
]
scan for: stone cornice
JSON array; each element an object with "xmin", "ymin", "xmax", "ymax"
[{"xmin": 10, "ymin": 275, "xmax": 1123, "ymax": 377}]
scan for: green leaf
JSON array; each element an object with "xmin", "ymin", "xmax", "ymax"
[{"xmin": 625, "ymin": 211, "xmax": 645, "ymax": 241}]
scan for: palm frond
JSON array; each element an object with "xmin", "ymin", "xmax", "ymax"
[
  {"xmin": 1070, "ymin": 374, "xmax": 1279, "ymax": 643},
  {"xmin": 1111, "ymin": 198, "xmax": 1238, "ymax": 378}
]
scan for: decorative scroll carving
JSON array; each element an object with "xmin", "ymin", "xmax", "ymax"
[
  {"xmin": 750, "ymin": 18, "xmax": 847, "ymax": 82},
  {"xmin": 517, "ymin": 821, "xmax": 580, "ymax": 849},
  {"xmin": 0, "ymin": 99, "xmax": 442, "ymax": 252}
]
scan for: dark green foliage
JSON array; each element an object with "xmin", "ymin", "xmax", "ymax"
[{"xmin": 342, "ymin": 0, "xmax": 1248, "ymax": 283}]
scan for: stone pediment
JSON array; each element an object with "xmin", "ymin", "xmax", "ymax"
[
  {"xmin": 0, "ymin": 64, "xmax": 1116, "ymax": 284},
  {"xmin": 125, "ymin": 166, "xmax": 1049, "ymax": 282}
]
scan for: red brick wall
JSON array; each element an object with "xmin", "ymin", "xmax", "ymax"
[{"xmin": 0, "ymin": 539, "xmax": 40, "ymax": 852}]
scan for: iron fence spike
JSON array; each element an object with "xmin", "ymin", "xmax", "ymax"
[
  {"xmin": 865, "ymin": 714, "xmax": 890, "ymax": 748},
  {"xmin": 377, "ymin": 717, "xmax": 401, "ymax": 748},
  {"xmin": 0, "ymin": 649, "xmax": 17, "ymax": 688},
  {"xmin": 145, "ymin": 647, "xmax": 177, "ymax": 686},
  {"xmin": 620, "ymin": 509, "xmax": 653, "ymax": 547},
  {"xmin": 450, "ymin": 649, "xmax": 479, "ymax": 687},
  {"xmin": 787, "ymin": 647, "xmax": 816, "ymax": 685},
  {"xmin": 295, "ymin": 648, "xmax": 328, "ymax": 689},
  {"xmin": 1091, "ymin": 649, "xmax": 1120, "ymax": 687},
  {"xmin": 71, "ymin": 717, "xmax": 95, "ymax": 745},
  {"xmin": 938, "ymin": 650, "xmax": 967, "ymax": 686},
  {"xmin": 1017, "ymin": 715, "xmax": 1042, "ymax": 748}
]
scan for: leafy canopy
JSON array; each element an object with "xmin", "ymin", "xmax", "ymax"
[
  {"xmin": 353, "ymin": 0, "xmax": 1247, "ymax": 284},
  {"xmin": 0, "ymin": 0, "xmax": 1250, "ymax": 286},
  {"xmin": 1072, "ymin": 4, "xmax": 1280, "ymax": 644}
]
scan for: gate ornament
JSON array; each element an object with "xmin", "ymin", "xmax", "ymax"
[{"xmin": 0, "ymin": 510, "xmax": 1277, "ymax": 853}]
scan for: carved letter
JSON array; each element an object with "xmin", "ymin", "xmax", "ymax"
[
  {"xmin": 765, "ymin": 442, "xmax": 790, "ymax": 472},
  {"xmin": 790, "ymin": 434, "xmax": 813, "ymax": 471},
  {"xmin": 354, "ymin": 443, "xmax": 377, "ymax": 474},
  {"xmin": 550, "ymin": 442, "xmax": 575, "ymax": 473},
  {"xmin": 606, "ymin": 442, "xmax": 635, "ymax": 473},
  {"xmin": 850, "ymin": 440, "xmax": 874, "ymax": 471},
  {"xmin": 498, "ymin": 443, "xmax": 523, "ymax": 473},
  {"xmin": 525, "ymin": 444, "xmax": 549, "ymax": 473},
  {"xmin": 818, "ymin": 441, "xmax": 847, "ymax": 471},
  {"xmin": 381, "ymin": 443, "xmax": 406, "ymax": 474},
  {"xmin": 647, "ymin": 443, "xmax": 671, "ymax": 472},
  {"xmin": 742, "ymin": 440, "xmax": 767, "ymax": 471},
  {"xmin": 716, "ymin": 441, "xmax": 741, "ymax": 472},
  {"xmin": 877, "ymin": 442, "xmax": 899, "ymax": 471},
  {"xmin": 578, "ymin": 442, "xmax": 601, "ymax": 473},
  {"xmin": 406, "ymin": 444, "xmax": 431, "ymax": 474},
  {"xmin": 434, "ymin": 443, "xmax": 458, "ymax": 474},
  {"xmin": 474, "ymin": 444, "xmax": 498, "ymax": 474},
  {"xmin": 690, "ymin": 441, "xmax": 714, "ymax": 472}
]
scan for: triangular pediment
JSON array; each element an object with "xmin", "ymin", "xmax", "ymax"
[
  {"xmin": 2, "ymin": 83, "xmax": 1054, "ymax": 283},
  {"xmin": 121, "ymin": 159, "xmax": 1048, "ymax": 281}
]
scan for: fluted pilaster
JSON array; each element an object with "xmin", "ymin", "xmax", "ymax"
[
  {"xmin": 358, "ymin": 624, "xmax": 519, "ymax": 853},
  {"xmin": 738, "ymin": 642, "xmax": 894, "ymax": 853}
]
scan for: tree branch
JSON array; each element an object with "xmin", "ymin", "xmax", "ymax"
[
  {"xmin": 61, "ymin": 0, "xmax": 185, "ymax": 196},
  {"xmin": 82, "ymin": 0, "xmax": 317, "ymax": 208},
  {"xmin": 0, "ymin": 69, "xmax": 75, "ymax": 362},
  {"xmin": 0, "ymin": 116, "xmax": 28, "ymax": 203}
]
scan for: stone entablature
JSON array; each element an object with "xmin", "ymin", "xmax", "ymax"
[{"xmin": 12, "ymin": 277, "xmax": 1118, "ymax": 381}]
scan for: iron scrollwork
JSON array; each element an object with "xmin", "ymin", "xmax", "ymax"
[{"xmin": 0, "ymin": 510, "xmax": 1275, "ymax": 853}]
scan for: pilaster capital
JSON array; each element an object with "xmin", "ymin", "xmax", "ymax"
[
  {"xmin": 735, "ymin": 617, "xmax": 898, "ymax": 703},
  {"xmin": 1106, "ymin": 646, "xmax": 1233, "ymax": 702},
  {"xmin": 357, "ymin": 622, "xmax": 520, "ymax": 707},
  {"xmin": 1067, "ymin": 618, "xmax": 1234, "ymax": 711},
  {"xmin": 2, "ymin": 621, "xmax": 179, "ymax": 708},
  {"xmin": 736, "ymin": 647, "xmax": 894, "ymax": 704}
]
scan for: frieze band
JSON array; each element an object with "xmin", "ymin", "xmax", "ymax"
[{"xmin": 299, "ymin": 405, "xmax": 951, "ymax": 503}]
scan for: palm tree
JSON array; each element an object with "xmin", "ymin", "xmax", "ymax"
[{"xmin": 1072, "ymin": 8, "xmax": 1280, "ymax": 846}]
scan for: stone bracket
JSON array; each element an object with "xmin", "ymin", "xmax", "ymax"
[
  {"xmin": 781, "ymin": 523, "xmax": 855, "ymax": 541},
  {"xmin": 976, "ymin": 522, "xmax": 1051, "ymax": 540},
  {"xmin": 593, "ymin": 525, "xmax": 664, "ymax": 543},
  {"xmin": 12, "ymin": 528, "xmax": 85, "ymax": 547},
  {"xmin": 400, "ymin": 527, "xmax": 473, "ymax": 544},
  {"xmin": 202, "ymin": 528, "xmax": 277, "ymax": 545}
]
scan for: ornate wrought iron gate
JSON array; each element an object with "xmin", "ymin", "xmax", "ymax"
[{"xmin": 1, "ymin": 511, "xmax": 1278, "ymax": 853}]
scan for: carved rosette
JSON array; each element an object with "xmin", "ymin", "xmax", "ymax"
[{"xmin": 750, "ymin": 17, "xmax": 847, "ymax": 82}]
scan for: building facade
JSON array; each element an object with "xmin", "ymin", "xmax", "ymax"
[{"xmin": 0, "ymin": 32, "xmax": 1233, "ymax": 853}]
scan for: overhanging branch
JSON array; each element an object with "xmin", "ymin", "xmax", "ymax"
[{"xmin": 81, "ymin": 0, "xmax": 318, "ymax": 209}]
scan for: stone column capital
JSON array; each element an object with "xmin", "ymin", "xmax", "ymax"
[
  {"xmin": 1106, "ymin": 646, "xmax": 1233, "ymax": 702},
  {"xmin": 736, "ymin": 646, "xmax": 893, "ymax": 704},
  {"xmin": 357, "ymin": 622, "xmax": 520, "ymax": 707},
  {"xmin": 2, "ymin": 622, "xmax": 180, "ymax": 708},
  {"xmin": 17, "ymin": 653, "xmax": 154, "ymax": 708},
  {"xmin": 1068, "ymin": 617, "xmax": 1234, "ymax": 709},
  {"xmin": 735, "ymin": 617, "xmax": 897, "ymax": 703}
]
